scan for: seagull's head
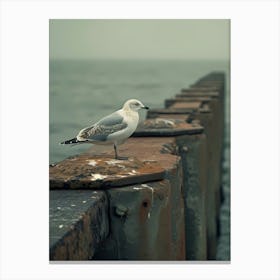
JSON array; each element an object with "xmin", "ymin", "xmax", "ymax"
[{"xmin": 123, "ymin": 99, "xmax": 149, "ymax": 112}]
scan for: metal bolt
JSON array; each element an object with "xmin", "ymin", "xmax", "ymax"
[{"xmin": 182, "ymin": 146, "xmax": 188, "ymax": 153}]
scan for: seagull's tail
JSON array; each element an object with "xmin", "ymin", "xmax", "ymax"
[{"xmin": 60, "ymin": 137, "xmax": 79, "ymax": 145}]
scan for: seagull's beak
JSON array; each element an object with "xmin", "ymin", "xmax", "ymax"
[{"xmin": 142, "ymin": 106, "xmax": 149, "ymax": 110}]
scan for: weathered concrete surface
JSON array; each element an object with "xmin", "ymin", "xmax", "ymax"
[
  {"xmin": 50, "ymin": 137, "xmax": 184, "ymax": 261},
  {"xmin": 49, "ymin": 71, "xmax": 227, "ymax": 261},
  {"xmin": 86, "ymin": 137, "xmax": 180, "ymax": 171},
  {"xmin": 130, "ymin": 119, "xmax": 208, "ymax": 260},
  {"xmin": 190, "ymin": 76, "xmax": 225, "ymax": 220},
  {"xmin": 188, "ymin": 71, "xmax": 226, "ymax": 258},
  {"xmin": 147, "ymin": 107, "xmax": 196, "ymax": 117},
  {"xmin": 162, "ymin": 98, "xmax": 220, "ymax": 259},
  {"xmin": 50, "ymin": 156, "xmax": 165, "ymax": 190},
  {"xmin": 49, "ymin": 190, "xmax": 109, "ymax": 260},
  {"xmin": 169, "ymin": 101, "xmax": 202, "ymax": 109},
  {"xmin": 133, "ymin": 118, "xmax": 203, "ymax": 136},
  {"xmin": 216, "ymin": 127, "xmax": 230, "ymax": 260},
  {"xmin": 94, "ymin": 179, "xmax": 185, "ymax": 260},
  {"xmin": 176, "ymin": 94, "xmax": 223, "ymax": 208},
  {"xmin": 174, "ymin": 72, "xmax": 225, "ymax": 259},
  {"xmin": 86, "ymin": 137, "xmax": 185, "ymax": 260}
]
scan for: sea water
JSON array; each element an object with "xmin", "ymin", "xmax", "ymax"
[{"xmin": 50, "ymin": 59, "xmax": 229, "ymax": 164}]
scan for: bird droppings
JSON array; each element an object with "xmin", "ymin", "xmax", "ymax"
[
  {"xmin": 88, "ymin": 160, "xmax": 97, "ymax": 166},
  {"xmin": 57, "ymin": 207, "xmax": 61, "ymax": 210},
  {"xmin": 133, "ymin": 186, "xmax": 143, "ymax": 190},
  {"xmin": 58, "ymin": 224, "xmax": 64, "ymax": 229},
  {"xmin": 128, "ymin": 170, "xmax": 139, "ymax": 175},
  {"xmin": 91, "ymin": 173, "xmax": 107, "ymax": 181},
  {"xmin": 155, "ymin": 118, "xmax": 175, "ymax": 127},
  {"xmin": 105, "ymin": 159, "xmax": 124, "ymax": 165},
  {"xmin": 137, "ymin": 118, "xmax": 176, "ymax": 129},
  {"xmin": 71, "ymin": 204, "xmax": 76, "ymax": 207},
  {"xmin": 50, "ymin": 154, "xmax": 165, "ymax": 189},
  {"xmin": 82, "ymin": 200, "xmax": 87, "ymax": 203}
]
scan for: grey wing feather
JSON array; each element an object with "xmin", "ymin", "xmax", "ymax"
[
  {"xmin": 77, "ymin": 112, "xmax": 127, "ymax": 142},
  {"xmin": 97, "ymin": 112, "xmax": 124, "ymax": 126}
]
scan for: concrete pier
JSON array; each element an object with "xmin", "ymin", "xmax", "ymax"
[{"xmin": 49, "ymin": 71, "xmax": 228, "ymax": 261}]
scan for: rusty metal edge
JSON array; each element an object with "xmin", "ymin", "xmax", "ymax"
[
  {"xmin": 132, "ymin": 127, "xmax": 204, "ymax": 137},
  {"xmin": 50, "ymin": 170, "xmax": 166, "ymax": 190}
]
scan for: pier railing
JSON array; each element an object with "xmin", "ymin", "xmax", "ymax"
[{"xmin": 49, "ymin": 71, "xmax": 227, "ymax": 261}]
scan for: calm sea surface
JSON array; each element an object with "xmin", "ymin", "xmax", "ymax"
[{"xmin": 50, "ymin": 59, "xmax": 230, "ymax": 164}]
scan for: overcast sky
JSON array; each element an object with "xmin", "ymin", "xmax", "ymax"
[{"xmin": 49, "ymin": 19, "xmax": 230, "ymax": 60}]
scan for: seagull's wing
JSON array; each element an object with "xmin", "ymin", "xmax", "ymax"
[{"xmin": 77, "ymin": 111, "xmax": 128, "ymax": 142}]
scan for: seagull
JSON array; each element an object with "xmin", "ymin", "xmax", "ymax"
[{"xmin": 60, "ymin": 99, "xmax": 149, "ymax": 160}]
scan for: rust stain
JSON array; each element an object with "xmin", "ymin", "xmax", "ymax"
[
  {"xmin": 170, "ymin": 101, "xmax": 202, "ymax": 109},
  {"xmin": 50, "ymin": 155, "xmax": 166, "ymax": 190}
]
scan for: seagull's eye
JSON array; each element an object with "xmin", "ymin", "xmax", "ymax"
[{"xmin": 134, "ymin": 102, "xmax": 139, "ymax": 106}]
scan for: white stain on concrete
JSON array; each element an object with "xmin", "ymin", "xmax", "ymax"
[
  {"xmin": 133, "ymin": 186, "xmax": 143, "ymax": 190},
  {"xmin": 141, "ymin": 184, "xmax": 155, "ymax": 220},
  {"xmin": 88, "ymin": 160, "xmax": 97, "ymax": 166},
  {"xmin": 128, "ymin": 169, "xmax": 139, "ymax": 175},
  {"xmin": 105, "ymin": 159, "xmax": 123, "ymax": 165},
  {"xmin": 91, "ymin": 173, "xmax": 107, "ymax": 180}
]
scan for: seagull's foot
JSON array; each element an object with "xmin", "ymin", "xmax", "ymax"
[{"xmin": 115, "ymin": 156, "xmax": 129, "ymax": 160}]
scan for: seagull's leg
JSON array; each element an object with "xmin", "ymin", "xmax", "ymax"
[
  {"xmin": 113, "ymin": 143, "xmax": 128, "ymax": 160},
  {"xmin": 114, "ymin": 144, "xmax": 118, "ymax": 159}
]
